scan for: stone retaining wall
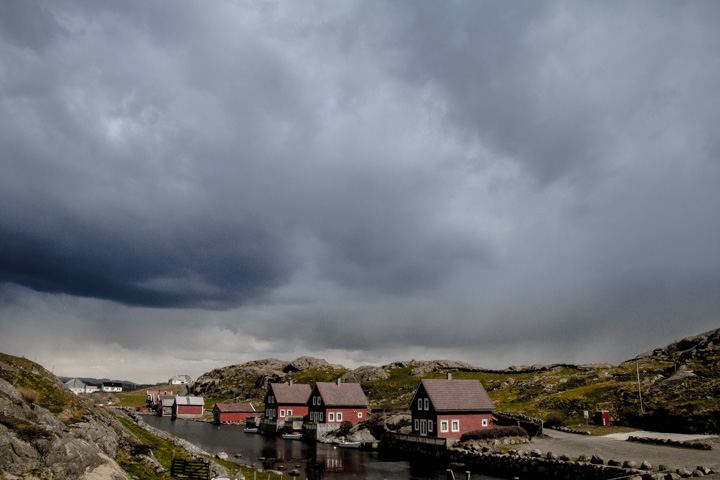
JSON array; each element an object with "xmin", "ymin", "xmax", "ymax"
[
  {"xmin": 380, "ymin": 432, "xmax": 681, "ymax": 480},
  {"xmin": 302, "ymin": 422, "xmax": 341, "ymax": 440},
  {"xmin": 628, "ymin": 435, "xmax": 713, "ymax": 450}
]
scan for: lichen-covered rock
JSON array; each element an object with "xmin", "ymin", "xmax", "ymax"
[
  {"xmin": 341, "ymin": 366, "xmax": 389, "ymax": 383},
  {"xmin": 284, "ymin": 357, "xmax": 341, "ymax": 372},
  {"xmin": 0, "ymin": 354, "xmax": 134, "ymax": 480},
  {"xmin": 0, "ymin": 380, "xmax": 130, "ymax": 479}
]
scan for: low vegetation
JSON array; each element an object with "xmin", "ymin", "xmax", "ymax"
[
  {"xmin": 175, "ymin": 328, "xmax": 720, "ymax": 435},
  {"xmin": 0, "ymin": 352, "xmax": 87, "ymax": 424}
]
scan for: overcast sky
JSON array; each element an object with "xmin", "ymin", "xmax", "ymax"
[{"xmin": 1, "ymin": 1, "xmax": 719, "ymax": 383}]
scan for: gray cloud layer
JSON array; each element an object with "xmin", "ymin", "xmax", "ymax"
[{"xmin": 1, "ymin": 1, "xmax": 718, "ymax": 382}]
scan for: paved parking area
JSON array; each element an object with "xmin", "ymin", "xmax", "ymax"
[{"xmin": 527, "ymin": 430, "xmax": 720, "ymax": 471}]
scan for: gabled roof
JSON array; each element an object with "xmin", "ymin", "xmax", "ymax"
[
  {"xmin": 214, "ymin": 402, "xmax": 255, "ymax": 413},
  {"xmin": 268, "ymin": 383, "xmax": 312, "ymax": 404},
  {"xmin": 175, "ymin": 395, "xmax": 204, "ymax": 406},
  {"xmin": 315, "ymin": 382, "xmax": 369, "ymax": 407},
  {"xmin": 419, "ymin": 379, "xmax": 495, "ymax": 412},
  {"xmin": 65, "ymin": 378, "xmax": 85, "ymax": 389}
]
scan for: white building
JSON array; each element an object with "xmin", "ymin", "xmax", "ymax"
[
  {"xmin": 65, "ymin": 378, "xmax": 86, "ymax": 395},
  {"xmin": 169, "ymin": 375, "xmax": 192, "ymax": 385}
]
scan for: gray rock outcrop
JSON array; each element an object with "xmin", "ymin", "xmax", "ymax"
[
  {"xmin": 341, "ymin": 366, "xmax": 389, "ymax": 383},
  {"xmin": 0, "ymin": 377, "xmax": 130, "ymax": 479}
]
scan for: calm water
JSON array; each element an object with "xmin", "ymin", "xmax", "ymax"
[{"xmin": 142, "ymin": 416, "xmax": 502, "ymax": 480}]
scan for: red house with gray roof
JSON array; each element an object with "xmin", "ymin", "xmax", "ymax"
[
  {"xmin": 172, "ymin": 396, "xmax": 205, "ymax": 419},
  {"xmin": 264, "ymin": 383, "xmax": 312, "ymax": 421},
  {"xmin": 308, "ymin": 381, "xmax": 369, "ymax": 424},
  {"xmin": 213, "ymin": 402, "xmax": 255, "ymax": 424},
  {"xmin": 411, "ymin": 376, "xmax": 495, "ymax": 439}
]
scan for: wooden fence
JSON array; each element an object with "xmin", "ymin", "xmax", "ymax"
[{"xmin": 170, "ymin": 455, "xmax": 211, "ymax": 480}]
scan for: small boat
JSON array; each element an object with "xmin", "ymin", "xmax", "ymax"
[
  {"xmin": 337, "ymin": 440, "xmax": 361, "ymax": 448},
  {"xmin": 282, "ymin": 433, "xmax": 302, "ymax": 440},
  {"xmin": 244, "ymin": 427, "xmax": 259, "ymax": 433}
]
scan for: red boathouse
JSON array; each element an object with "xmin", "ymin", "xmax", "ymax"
[{"xmin": 213, "ymin": 402, "xmax": 255, "ymax": 424}]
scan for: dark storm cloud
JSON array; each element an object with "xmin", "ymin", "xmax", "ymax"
[
  {"xmin": 359, "ymin": 1, "xmax": 720, "ymax": 185},
  {"xmin": 0, "ymin": 0, "xmax": 67, "ymax": 53},
  {"xmin": 0, "ymin": 0, "xmax": 493, "ymax": 308},
  {"xmin": 0, "ymin": 1, "xmax": 304, "ymax": 307},
  {"xmin": 1, "ymin": 1, "xmax": 719, "ymax": 380}
]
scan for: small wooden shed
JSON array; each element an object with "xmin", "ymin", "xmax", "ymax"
[{"xmin": 594, "ymin": 410, "xmax": 610, "ymax": 426}]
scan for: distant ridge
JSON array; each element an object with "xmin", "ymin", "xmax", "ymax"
[{"xmin": 57, "ymin": 376, "xmax": 145, "ymax": 389}]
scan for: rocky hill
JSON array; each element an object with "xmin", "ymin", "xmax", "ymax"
[
  {"xmin": 189, "ymin": 327, "xmax": 720, "ymax": 433},
  {"xmin": 190, "ymin": 356, "xmax": 347, "ymax": 399},
  {"xmin": 631, "ymin": 327, "xmax": 720, "ymax": 365},
  {"xmin": 0, "ymin": 353, "xmax": 179, "ymax": 479}
]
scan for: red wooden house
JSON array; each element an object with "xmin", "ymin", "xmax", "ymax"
[
  {"xmin": 411, "ymin": 376, "xmax": 495, "ymax": 439},
  {"xmin": 264, "ymin": 383, "xmax": 312, "ymax": 421},
  {"xmin": 308, "ymin": 381, "xmax": 369, "ymax": 424},
  {"xmin": 172, "ymin": 396, "xmax": 205, "ymax": 419},
  {"xmin": 146, "ymin": 390, "xmax": 173, "ymax": 411},
  {"xmin": 213, "ymin": 402, "xmax": 255, "ymax": 424}
]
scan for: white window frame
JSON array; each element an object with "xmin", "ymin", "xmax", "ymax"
[
  {"xmin": 280, "ymin": 409, "xmax": 285, "ymax": 418},
  {"xmin": 287, "ymin": 409, "xmax": 292, "ymax": 416},
  {"xmin": 424, "ymin": 398, "xmax": 429, "ymax": 411},
  {"xmin": 320, "ymin": 412, "xmax": 324, "ymax": 422},
  {"xmin": 451, "ymin": 420, "xmax": 460, "ymax": 432},
  {"xmin": 481, "ymin": 418, "xmax": 488, "ymax": 427},
  {"xmin": 337, "ymin": 412, "xmax": 342, "ymax": 422},
  {"xmin": 414, "ymin": 419, "xmax": 419, "ymax": 431},
  {"xmin": 328, "ymin": 412, "xmax": 335, "ymax": 422},
  {"xmin": 357, "ymin": 412, "xmax": 363, "ymax": 419},
  {"xmin": 428, "ymin": 420, "xmax": 433, "ymax": 432},
  {"xmin": 440, "ymin": 420, "xmax": 449, "ymax": 433},
  {"xmin": 418, "ymin": 398, "xmax": 424, "ymax": 410}
]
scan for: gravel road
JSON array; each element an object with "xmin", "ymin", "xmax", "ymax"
[{"xmin": 527, "ymin": 429, "xmax": 720, "ymax": 471}]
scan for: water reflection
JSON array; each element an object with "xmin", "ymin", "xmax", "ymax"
[{"xmin": 142, "ymin": 416, "xmax": 501, "ymax": 480}]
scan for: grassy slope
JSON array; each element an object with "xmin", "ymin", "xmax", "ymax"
[
  {"xmin": 0, "ymin": 352, "xmax": 86, "ymax": 424},
  {"xmin": 0, "ymin": 352, "xmax": 296, "ymax": 479},
  {"xmin": 119, "ymin": 355, "xmax": 720, "ymax": 429},
  {"xmin": 363, "ymin": 358, "xmax": 719, "ymax": 426},
  {"xmin": 116, "ymin": 415, "xmax": 283, "ymax": 480},
  {"xmin": 113, "ymin": 384, "xmax": 182, "ymax": 408}
]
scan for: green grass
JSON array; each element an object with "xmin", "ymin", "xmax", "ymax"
[
  {"xmin": 117, "ymin": 416, "xmax": 191, "ymax": 468},
  {"xmin": 114, "ymin": 384, "xmax": 183, "ymax": 408},
  {"xmin": 0, "ymin": 353, "xmax": 86, "ymax": 423},
  {"xmin": 116, "ymin": 416, "xmax": 303, "ymax": 479}
]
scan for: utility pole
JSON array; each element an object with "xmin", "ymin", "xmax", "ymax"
[{"xmin": 636, "ymin": 360, "xmax": 644, "ymax": 414}]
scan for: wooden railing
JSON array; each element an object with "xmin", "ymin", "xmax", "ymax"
[{"xmin": 170, "ymin": 454, "xmax": 211, "ymax": 480}]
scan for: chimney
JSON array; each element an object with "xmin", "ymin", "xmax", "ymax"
[{"xmin": 447, "ymin": 373, "xmax": 452, "ymax": 380}]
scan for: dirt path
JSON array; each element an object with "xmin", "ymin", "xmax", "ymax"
[{"xmin": 527, "ymin": 430, "xmax": 720, "ymax": 472}]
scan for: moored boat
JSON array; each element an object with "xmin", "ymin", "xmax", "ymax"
[{"xmin": 337, "ymin": 440, "xmax": 361, "ymax": 448}]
